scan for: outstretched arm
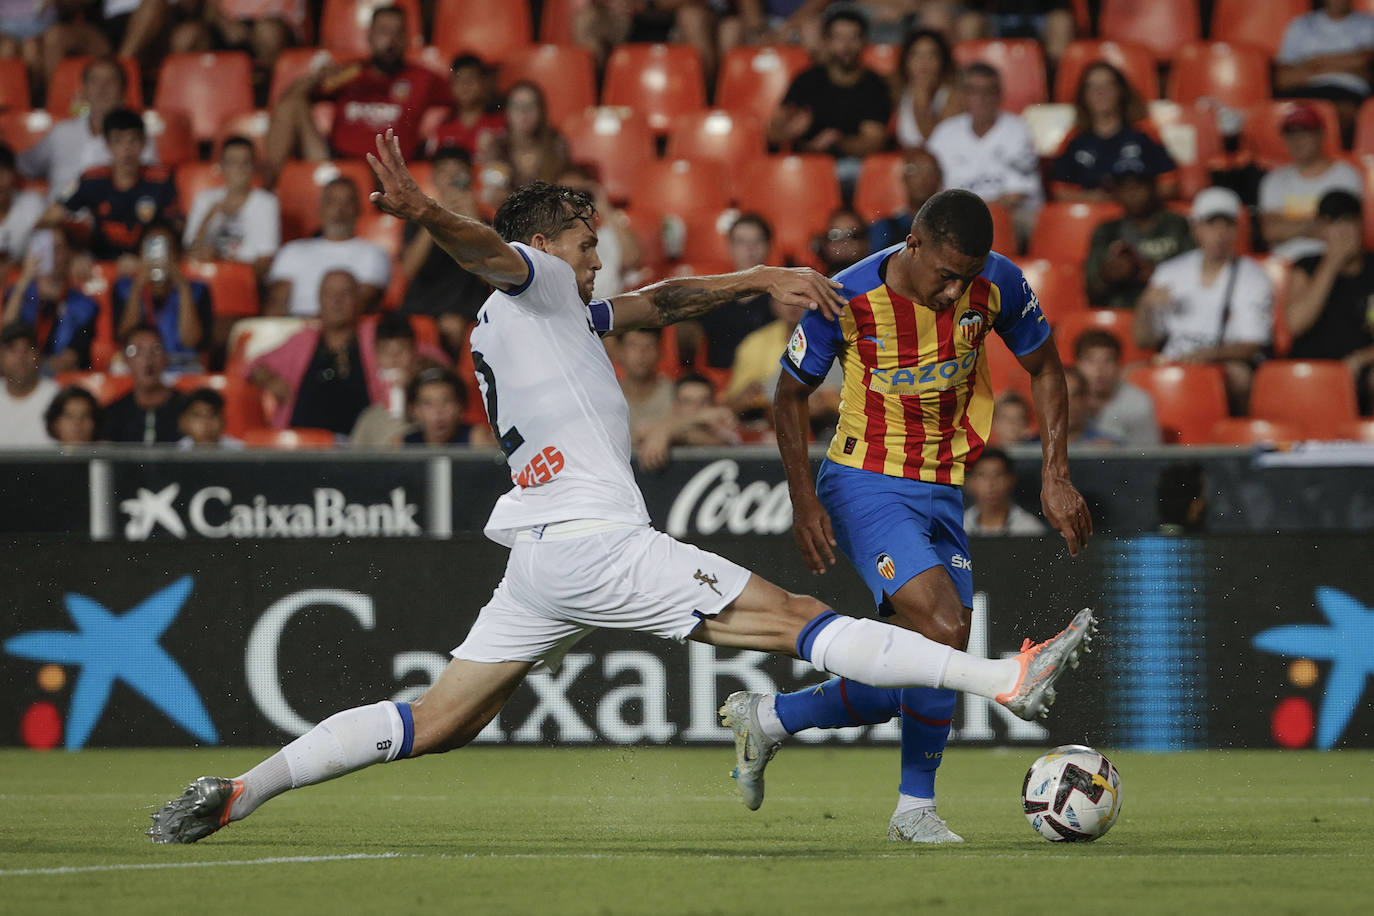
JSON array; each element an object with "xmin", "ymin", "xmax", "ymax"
[
  {"xmin": 1018, "ymin": 337, "xmax": 1093, "ymax": 556},
  {"xmin": 609, "ymin": 266, "xmax": 846, "ymax": 334},
  {"xmin": 366, "ymin": 130, "xmax": 529, "ymax": 291}
]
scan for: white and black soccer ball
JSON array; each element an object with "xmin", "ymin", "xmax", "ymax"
[{"xmin": 1021, "ymin": 745, "xmax": 1122, "ymax": 842}]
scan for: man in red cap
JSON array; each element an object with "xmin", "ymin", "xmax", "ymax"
[{"xmin": 1258, "ymin": 103, "xmax": 1363, "ymax": 260}]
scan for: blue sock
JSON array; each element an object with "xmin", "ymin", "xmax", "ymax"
[
  {"xmin": 775, "ymin": 677, "xmax": 902, "ymax": 732},
  {"xmin": 897, "ymin": 688, "xmax": 956, "ymax": 798}
]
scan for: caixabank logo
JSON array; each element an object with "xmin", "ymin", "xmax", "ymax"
[{"xmin": 119, "ymin": 484, "xmax": 422, "ymax": 541}]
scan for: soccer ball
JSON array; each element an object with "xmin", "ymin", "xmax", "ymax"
[{"xmin": 1021, "ymin": 745, "xmax": 1122, "ymax": 842}]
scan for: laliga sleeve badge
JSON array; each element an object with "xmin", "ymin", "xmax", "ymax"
[{"xmin": 787, "ymin": 324, "xmax": 807, "ymax": 366}]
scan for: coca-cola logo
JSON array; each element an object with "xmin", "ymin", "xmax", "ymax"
[{"xmin": 666, "ymin": 459, "xmax": 793, "ymax": 537}]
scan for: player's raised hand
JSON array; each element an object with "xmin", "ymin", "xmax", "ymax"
[
  {"xmin": 1041, "ymin": 474, "xmax": 1092, "ymax": 557},
  {"xmin": 791, "ymin": 490, "xmax": 837, "ymax": 574},
  {"xmin": 760, "ymin": 266, "xmax": 848, "ymax": 321},
  {"xmin": 366, "ymin": 129, "xmax": 430, "ymax": 221}
]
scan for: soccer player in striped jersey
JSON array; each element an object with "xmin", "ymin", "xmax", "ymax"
[{"xmin": 721, "ymin": 189, "xmax": 1093, "ymax": 843}]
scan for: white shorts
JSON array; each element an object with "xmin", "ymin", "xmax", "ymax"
[{"xmin": 453, "ymin": 522, "xmax": 752, "ymax": 669}]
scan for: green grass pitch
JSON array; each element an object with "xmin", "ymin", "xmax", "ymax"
[{"xmin": 2, "ymin": 747, "xmax": 1371, "ymax": 915}]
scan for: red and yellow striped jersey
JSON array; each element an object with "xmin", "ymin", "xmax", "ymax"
[{"xmin": 781, "ymin": 246, "xmax": 1049, "ymax": 485}]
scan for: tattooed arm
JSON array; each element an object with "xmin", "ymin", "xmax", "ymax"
[{"xmin": 608, "ymin": 265, "xmax": 847, "ymax": 334}]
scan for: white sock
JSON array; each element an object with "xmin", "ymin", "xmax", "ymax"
[
  {"xmin": 232, "ymin": 701, "xmax": 408, "ymax": 821},
  {"xmin": 940, "ymin": 649, "xmax": 1020, "ymax": 699},
  {"xmin": 809, "ymin": 616, "xmax": 1018, "ymax": 698},
  {"xmin": 755, "ymin": 696, "xmax": 789, "ymax": 743},
  {"xmin": 894, "ymin": 794, "xmax": 936, "ymax": 818}
]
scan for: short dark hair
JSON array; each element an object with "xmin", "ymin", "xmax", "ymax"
[
  {"xmin": 0, "ymin": 143, "xmax": 15, "ymax": 172},
  {"xmin": 323, "ymin": 175, "xmax": 360, "ymax": 199},
  {"xmin": 371, "ymin": 4, "xmax": 406, "ymax": 26},
  {"xmin": 1317, "ymin": 189, "xmax": 1362, "ymax": 221},
  {"xmin": 729, "ymin": 212, "xmax": 773, "ymax": 244},
  {"xmin": 82, "ymin": 55, "xmax": 127, "ymax": 91},
  {"xmin": 375, "ymin": 312, "xmax": 416, "ymax": 344},
  {"xmin": 675, "ymin": 372, "xmax": 713, "ymax": 393},
  {"xmin": 44, "ymin": 385, "xmax": 100, "ymax": 439},
  {"xmin": 822, "ymin": 5, "xmax": 869, "ymax": 36},
  {"xmin": 220, "ymin": 135, "xmax": 255, "ymax": 158},
  {"xmin": 1, "ymin": 320, "xmax": 38, "ymax": 347},
  {"xmin": 995, "ymin": 390, "xmax": 1029, "ymax": 411},
  {"xmin": 432, "ymin": 145, "xmax": 473, "ymax": 168},
  {"xmin": 914, "ymin": 189, "xmax": 994, "ymax": 257},
  {"xmin": 972, "ymin": 445, "xmax": 1013, "ymax": 475},
  {"xmin": 961, "ymin": 62, "xmax": 1001, "ymax": 87},
  {"xmin": 1074, "ymin": 328, "xmax": 1122, "ymax": 361},
  {"xmin": 450, "ymin": 53, "xmax": 486, "ymax": 74},
  {"xmin": 406, "ymin": 366, "xmax": 466, "ymax": 409},
  {"xmin": 180, "ymin": 387, "xmax": 224, "ymax": 415},
  {"xmin": 102, "ymin": 107, "xmax": 145, "ymax": 140},
  {"xmin": 492, "ymin": 181, "xmax": 596, "ymax": 244},
  {"xmin": 121, "ymin": 322, "xmax": 161, "ymax": 346}
]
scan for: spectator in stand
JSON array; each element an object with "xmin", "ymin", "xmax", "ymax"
[
  {"xmin": 17, "ymin": 56, "xmax": 156, "ymax": 202},
  {"xmin": 1258, "ymin": 104, "xmax": 1363, "ymax": 261},
  {"xmin": 3, "ymin": 227, "xmax": 100, "ymax": 372},
  {"xmin": 475, "ymin": 82, "xmax": 572, "ymax": 213},
  {"xmin": 114, "ymin": 223, "xmax": 210, "ymax": 371},
  {"xmin": 769, "ymin": 6, "xmax": 890, "ymax": 182},
  {"xmin": 555, "ymin": 164, "xmax": 640, "ymax": 299},
  {"xmin": 44, "ymin": 384, "xmax": 101, "ymax": 445},
  {"xmin": 682, "ymin": 212, "xmax": 777, "ymax": 373},
  {"xmin": 726, "ymin": 296, "xmax": 839, "ymax": 424},
  {"xmin": 989, "ymin": 390, "xmax": 1034, "ymax": 445},
  {"xmin": 183, "ymin": 136, "xmax": 281, "ymax": 279},
  {"xmin": 248, "ymin": 270, "xmax": 392, "ymax": 435},
  {"xmin": 717, "ymin": 0, "xmax": 830, "ymax": 59},
  {"xmin": 176, "ymin": 386, "xmax": 243, "ymax": 449},
  {"xmin": 617, "ymin": 327, "xmax": 677, "ymax": 448},
  {"xmin": 575, "ymin": 0, "xmax": 717, "ymax": 73},
  {"xmin": 963, "ymin": 446, "xmax": 1047, "ymax": 535},
  {"xmin": 431, "ymin": 55, "xmax": 505, "ymax": 160},
  {"xmin": 0, "ymin": 1, "xmax": 54, "ymax": 96},
  {"xmin": 868, "ymin": 147, "xmax": 942, "ymax": 252},
  {"xmin": 635, "ymin": 372, "xmax": 742, "ymax": 470},
  {"xmin": 403, "ymin": 367, "xmax": 487, "ymax": 447},
  {"xmin": 265, "ymin": 176, "xmax": 390, "ymax": 316},
  {"xmin": 1276, "ymin": 0, "xmax": 1374, "ymax": 143},
  {"xmin": 1050, "ymin": 62, "xmax": 1175, "ymax": 202},
  {"xmin": 1063, "ymin": 364, "xmax": 1116, "ymax": 445},
  {"xmin": 1085, "ymin": 155, "xmax": 1194, "ymax": 310},
  {"xmin": 41, "ymin": 107, "xmax": 179, "ymax": 272},
  {"xmin": 100, "ymin": 324, "xmax": 187, "ymax": 444},
  {"xmin": 398, "ymin": 148, "xmax": 489, "ymax": 359},
  {"xmin": 955, "ymin": 1, "xmax": 1076, "ymax": 65},
  {"xmin": 891, "ymin": 28, "xmax": 962, "ymax": 150},
  {"xmin": 351, "ymin": 312, "xmax": 453, "ymax": 446},
  {"xmin": 169, "ymin": 1, "xmax": 308, "ymax": 102},
  {"xmin": 1074, "ymin": 328, "xmax": 1160, "ymax": 446},
  {"xmin": 927, "ymin": 63, "xmax": 1041, "ymax": 242},
  {"xmin": 0, "ymin": 320, "xmax": 59, "ymax": 446},
  {"xmin": 1, "ymin": 144, "xmax": 45, "ymax": 276},
  {"xmin": 815, "ymin": 206, "xmax": 870, "ymax": 275},
  {"xmin": 263, "ymin": 4, "xmax": 450, "ymax": 183},
  {"xmin": 1136, "ymin": 188, "xmax": 1274, "ymax": 416},
  {"xmin": 1286, "ymin": 190, "xmax": 1374, "ymax": 414}
]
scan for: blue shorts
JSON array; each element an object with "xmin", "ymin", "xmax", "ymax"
[{"xmin": 815, "ymin": 459, "xmax": 973, "ymax": 612}]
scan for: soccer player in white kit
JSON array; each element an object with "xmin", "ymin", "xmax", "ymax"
[{"xmin": 147, "ymin": 132, "xmax": 1097, "ymax": 844}]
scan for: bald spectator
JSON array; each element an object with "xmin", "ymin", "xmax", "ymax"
[
  {"xmin": 868, "ymin": 147, "xmax": 942, "ymax": 252},
  {"xmin": 265, "ymin": 177, "xmax": 390, "ymax": 316}
]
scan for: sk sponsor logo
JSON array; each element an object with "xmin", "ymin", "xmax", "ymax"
[{"xmin": 876, "ymin": 553, "xmax": 896, "ymax": 580}]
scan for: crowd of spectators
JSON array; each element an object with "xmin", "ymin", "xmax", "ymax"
[{"xmin": 2, "ymin": 0, "xmax": 1374, "ymax": 467}]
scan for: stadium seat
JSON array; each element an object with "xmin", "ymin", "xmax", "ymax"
[
  {"xmin": 665, "ymin": 110, "xmax": 766, "ymax": 196},
  {"xmin": 1168, "ymin": 42, "xmax": 1273, "ymax": 110},
  {"xmin": 182, "ymin": 260, "xmax": 261, "ymax": 317},
  {"xmin": 715, "ymin": 45, "xmax": 811, "ymax": 126},
  {"xmin": 631, "ymin": 159, "xmax": 730, "ymax": 224},
  {"xmin": 433, "ymin": 0, "xmax": 533, "ymax": 63},
  {"xmin": 1250, "ymin": 360, "xmax": 1359, "ymax": 436},
  {"xmin": 679, "ymin": 208, "xmax": 745, "ymax": 265},
  {"xmin": 1054, "ymin": 40, "xmax": 1160, "ymax": 103},
  {"xmin": 174, "ymin": 161, "xmax": 222, "ymax": 212},
  {"xmin": 540, "ymin": 0, "xmax": 592, "ymax": 43},
  {"xmin": 275, "ymin": 159, "xmax": 377, "ymax": 241},
  {"xmin": 1126, "ymin": 364, "xmax": 1228, "ymax": 444},
  {"xmin": 173, "ymin": 372, "xmax": 265, "ymax": 437},
  {"xmin": 154, "ymin": 52, "xmax": 255, "ymax": 143},
  {"xmin": 1098, "ymin": 0, "xmax": 1201, "ymax": 62},
  {"xmin": 269, "ymin": 48, "xmax": 340, "ymax": 107},
  {"xmin": 1261, "ymin": 256, "xmax": 1293, "ymax": 357},
  {"xmin": 1027, "ymin": 202, "xmax": 1124, "ymax": 264},
  {"xmin": 560, "ymin": 107, "xmax": 656, "ymax": 203},
  {"xmin": 214, "ymin": 109, "xmax": 272, "ymax": 160},
  {"xmin": 46, "ymin": 56, "xmax": 142, "ymax": 116},
  {"xmin": 319, "ymin": 0, "xmax": 423, "ymax": 59},
  {"xmin": 0, "ymin": 109, "xmax": 53, "ymax": 154},
  {"xmin": 852, "ymin": 153, "xmax": 908, "ymax": 223},
  {"xmin": 0, "ymin": 59, "xmax": 30, "ymax": 110},
  {"xmin": 142, "ymin": 110, "xmax": 195, "ymax": 168},
  {"xmin": 1240, "ymin": 100, "xmax": 1342, "ymax": 171},
  {"xmin": 1015, "ymin": 259, "xmax": 1089, "ymax": 319},
  {"xmin": 984, "ymin": 337, "xmax": 1033, "ymax": 403},
  {"xmin": 953, "ymin": 40, "xmax": 1047, "ymax": 114},
  {"xmin": 1211, "ymin": 0, "xmax": 1310, "ymax": 57},
  {"xmin": 1333, "ymin": 418, "xmax": 1374, "ymax": 441},
  {"xmin": 497, "ymin": 44, "xmax": 597, "ymax": 128},
  {"xmin": 1147, "ymin": 100, "xmax": 1226, "ymax": 197},
  {"xmin": 355, "ymin": 211, "xmax": 404, "ymax": 259},
  {"xmin": 1054, "ymin": 309, "xmax": 1150, "ymax": 365},
  {"xmin": 242, "ymin": 427, "xmax": 337, "ymax": 449},
  {"xmin": 988, "ymin": 202, "xmax": 1017, "ymax": 258},
  {"xmin": 602, "ymin": 43, "xmax": 706, "ymax": 135},
  {"xmin": 735, "ymin": 155, "xmax": 841, "ymax": 266},
  {"xmin": 55, "ymin": 371, "xmax": 133, "ymax": 405},
  {"xmin": 1022, "ymin": 103, "xmax": 1076, "ymax": 158},
  {"xmin": 1208, "ymin": 417, "xmax": 1304, "ymax": 445},
  {"xmin": 860, "ymin": 43, "xmax": 899, "ymax": 77}
]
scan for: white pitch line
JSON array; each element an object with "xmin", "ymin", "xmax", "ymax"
[{"xmin": 0, "ymin": 853, "xmax": 407, "ymax": 877}]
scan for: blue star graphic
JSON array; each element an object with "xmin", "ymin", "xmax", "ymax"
[
  {"xmin": 1253, "ymin": 587, "xmax": 1374, "ymax": 750},
  {"xmin": 3, "ymin": 576, "xmax": 217, "ymax": 750}
]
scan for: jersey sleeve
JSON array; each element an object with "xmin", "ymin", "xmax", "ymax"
[
  {"xmin": 989, "ymin": 256, "xmax": 1051, "ymax": 356},
  {"xmin": 504, "ymin": 241, "xmax": 578, "ymax": 315},
  {"xmin": 780, "ymin": 307, "xmax": 844, "ymax": 387},
  {"xmin": 586, "ymin": 298, "xmax": 613, "ymax": 336}
]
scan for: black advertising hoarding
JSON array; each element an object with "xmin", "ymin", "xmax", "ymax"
[{"xmin": 3, "ymin": 536, "xmax": 1371, "ymax": 751}]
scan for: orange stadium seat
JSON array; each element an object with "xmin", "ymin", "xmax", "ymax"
[
  {"xmin": 860, "ymin": 43, "xmax": 899, "ymax": 77},
  {"xmin": 154, "ymin": 52, "xmax": 255, "ymax": 143},
  {"xmin": 1148, "ymin": 101, "xmax": 1226, "ymax": 197},
  {"xmin": 602, "ymin": 43, "xmax": 706, "ymax": 135},
  {"xmin": 1211, "ymin": 0, "xmax": 1310, "ymax": 57},
  {"xmin": 716, "ymin": 45, "xmax": 812, "ymax": 126},
  {"xmin": 0, "ymin": 59, "xmax": 31, "ymax": 110},
  {"xmin": 242, "ymin": 427, "xmax": 337, "ymax": 449},
  {"xmin": 1126, "ymin": 364, "xmax": 1228, "ymax": 444},
  {"xmin": 631, "ymin": 159, "xmax": 730, "ymax": 224},
  {"xmin": 142, "ymin": 110, "xmax": 195, "ymax": 167},
  {"xmin": 0, "ymin": 109, "xmax": 54, "ymax": 154},
  {"xmin": 355, "ymin": 211, "xmax": 404, "ymax": 259},
  {"xmin": 433, "ymin": 0, "xmax": 532, "ymax": 63},
  {"xmin": 679, "ymin": 209, "xmax": 744, "ymax": 265},
  {"xmin": 1054, "ymin": 40, "xmax": 1159, "ymax": 103},
  {"xmin": 1168, "ymin": 42, "xmax": 1273, "ymax": 110},
  {"xmin": 1333, "ymin": 418, "xmax": 1374, "ymax": 441},
  {"xmin": 1028, "ymin": 202, "xmax": 1124, "ymax": 264},
  {"xmin": 1016, "ymin": 259, "xmax": 1089, "ymax": 319},
  {"xmin": 665, "ymin": 110, "xmax": 766, "ymax": 196},
  {"xmin": 987, "ymin": 202, "xmax": 1018, "ymax": 257},
  {"xmin": 852, "ymin": 152, "xmax": 908, "ymax": 223},
  {"xmin": 984, "ymin": 337, "xmax": 1033, "ymax": 403},
  {"xmin": 953, "ymin": 40, "xmax": 1047, "ymax": 114},
  {"xmin": 1250, "ymin": 360, "xmax": 1359, "ymax": 437},
  {"xmin": 319, "ymin": 0, "xmax": 423, "ymax": 59},
  {"xmin": 1261, "ymin": 256, "xmax": 1294, "ymax": 357},
  {"xmin": 1240, "ymin": 100, "xmax": 1342, "ymax": 170},
  {"xmin": 174, "ymin": 161, "xmax": 222, "ymax": 211},
  {"xmin": 1355, "ymin": 99, "xmax": 1374, "ymax": 156},
  {"xmin": 1054, "ymin": 309, "xmax": 1150, "ymax": 365},
  {"xmin": 735, "ymin": 155, "xmax": 841, "ymax": 267},
  {"xmin": 540, "ymin": 0, "xmax": 593, "ymax": 44},
  {"xmin": 498, "ymin": 44, "xmax": 597, "ymax": 128},
  {"xmin": 46, "ymin": 56, "xmax": 142, "ymax": 116},
  {"xmin": 1099, "ymin": 0, "xmax": 1201, "ymax": 62},
  {"xmin": 1209, "ymin": 417, "xmax": 1304, "ymax": 445},
  {"xmin": 182, "ymin": 260, "xmax": 261, "ymax": 317},
  {"xmin": 560, "ymin": 107, "xmax": 656, "ymax": 203},
  {"xmin": 55, "ymin": 371, "xmax": 133, "ymax": 405},
  {"xmin": 214, "ymin": 110, "xmax": 272, "ymax": 160},
  {"xmin": 269, "ymin": 48, "xmax": 341, "ymax": 106},
  {"xmin": 275, "ymin": 159, "xmax": 377, "ymax": 241}
]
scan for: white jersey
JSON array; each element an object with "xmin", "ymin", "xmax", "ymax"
[{"xmin": 470, "ymin": 242, "xmax": 650, "ymax": 545}]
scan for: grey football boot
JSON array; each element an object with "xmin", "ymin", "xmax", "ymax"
[
  {"xmin": 147, "ymin": 776, "xmax": 242, "ymax": 844},
  {"xmin": 887, "ymin": 809, "xmax": 965, "ymax": 844},
  {"xmin": 718, "ymin": 691, "xmax": 782, "ymax": 811},
  {"xmin": 997, "ymin": 607, "xmax": 1098, "ymax": 720}
]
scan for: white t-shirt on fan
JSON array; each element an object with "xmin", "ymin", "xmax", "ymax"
[
  {"xmin": 1147, "ymin": 250, "xmax": 1274, "ymax": 360},
  {"xmin": 470, "ymin": 242, "xmax": 650, "ymax": 546},
  {"xmin": 266, "ymin": 235, "xmax": 391, "ymax": 316},
  {"xmin": 0, "ymin": 377, "xmax": 59, "ymax": 447},
  {"xmin": 183, "ymin": 187, "xmax": 282, "ymax": 264}
]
